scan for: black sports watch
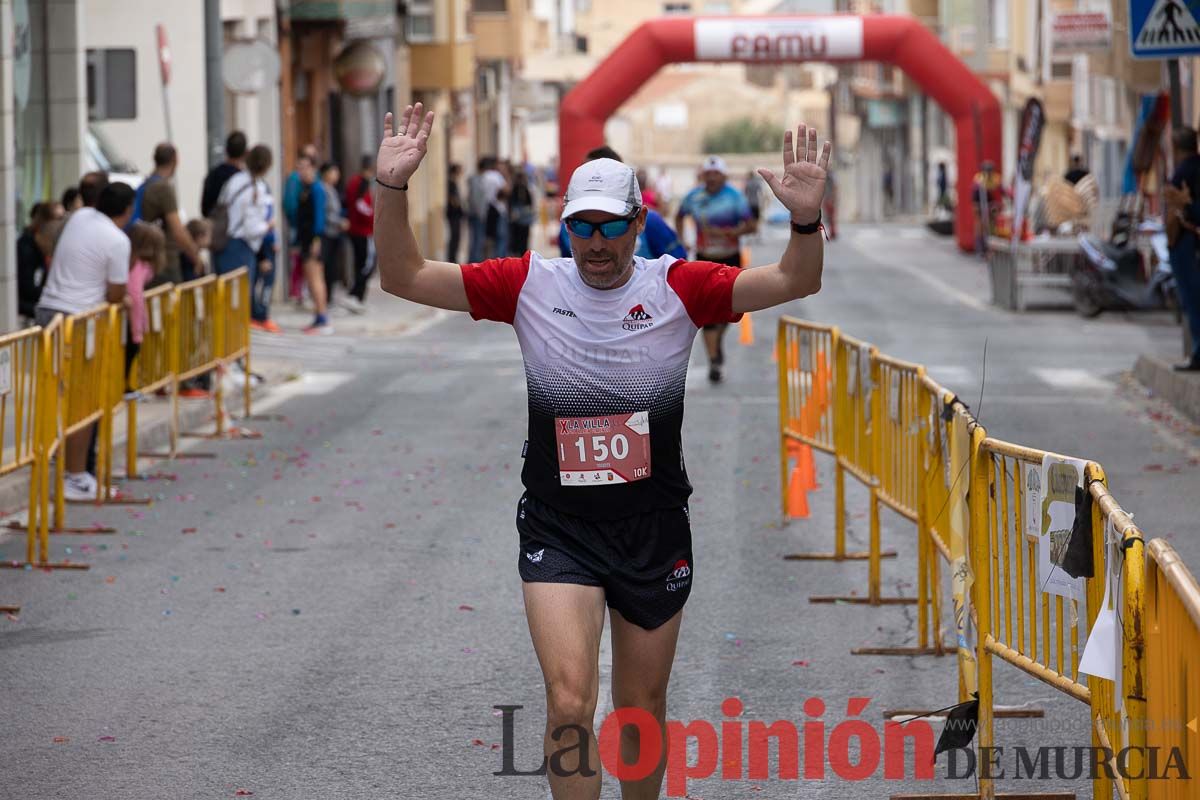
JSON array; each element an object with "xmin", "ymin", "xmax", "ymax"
[{"xmin": 791, "ymin": 213, "xmax": 822, "ymax": 235}]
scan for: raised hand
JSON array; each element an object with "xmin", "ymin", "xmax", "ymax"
[
  {"xmin": 757, "ymin": 124, "xmax": 832, "ymax": 225},
  {"xmin": 376, "ymin": 102, "xmax": 436, "ymax": 188}
]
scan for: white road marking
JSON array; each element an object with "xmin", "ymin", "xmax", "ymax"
[
  {"xmin": 249, "ymin": 371, "xmax": 355, "ymax": 414},
  {"xmin": 926, "ymin": 365, "xmax": 975, "ymax": 388},
  {"xmin": 1029, "ymin": 368, "xmax": 1111, "ymax": 391}
]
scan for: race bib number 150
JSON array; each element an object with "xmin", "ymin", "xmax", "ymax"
[{"xmin": 555, "ymin": 411, "xmax": 651, "ymax": 485}]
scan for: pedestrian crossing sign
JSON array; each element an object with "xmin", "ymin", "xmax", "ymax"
[{"xmin": 1131, "ymin": 0, "xmax": 1200, "ymax": 57}]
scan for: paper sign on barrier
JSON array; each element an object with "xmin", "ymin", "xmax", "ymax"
[
  {"xmin": 0, "ymin": 349, "xmax": 11, "ymax": 397},
  {"xmin": 1079, "ymin": 516, "xmax": 1121, "ymax": 681},
  {"xmin": 85, "ymin": 318, "xmax": 96, "ymax": 360},
  {"xmin": 1037, "ymin": 454, "xmax": 1087, "ymax": 598}
]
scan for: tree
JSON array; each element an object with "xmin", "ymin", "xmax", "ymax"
[{"xmin": 702, "ymin": 117, "xmax": 779, "ymax": 154}]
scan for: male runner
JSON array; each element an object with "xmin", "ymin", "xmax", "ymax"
[
  {"xmin": 676, "ymin": 156, "xmax": 757, "ymax": 383},
  {"xmin": 373, "ymin": 103, "xmax": 829, "ymax": 800}
]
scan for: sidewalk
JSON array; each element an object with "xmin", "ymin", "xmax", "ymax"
[{"xmin": 265, "ymin": 274, "xmax": 441, "ymax": 338}]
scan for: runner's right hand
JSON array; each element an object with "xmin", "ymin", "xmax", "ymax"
[{"xmin": 377, "ymin": 103, "xmax": 435, "ymax": 189}]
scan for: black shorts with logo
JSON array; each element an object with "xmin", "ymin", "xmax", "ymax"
[
  {"xmin": 516, "ymin": 492, "xmax": 693, "ymax": 630},
  {"xmin": 696, "ymin": 251, "xmax": 743, "ymax": 331}
]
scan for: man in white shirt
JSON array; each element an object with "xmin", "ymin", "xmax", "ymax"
[
  {"xmin": 481, "ymin": 158, "xmax": 509, "ymax": 257},
  {"xmin": 35, "ymin": 181, "xmax": 135, "ymax": 500}
]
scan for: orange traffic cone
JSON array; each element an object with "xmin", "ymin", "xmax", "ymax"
[
  {"xmin": 796, "ymin": 441, "xmax": 818, "ymax": 490},
  {"xmin": 739, "ymin": 313, "xmax": 754, "ymax": 345},
  {"xmin": 814, "ymin": 352, "xmax": 830, "ymax": 411},
  {"xmin": 787, "ymin": 463, "xmax": 810, "ymax": 518}
]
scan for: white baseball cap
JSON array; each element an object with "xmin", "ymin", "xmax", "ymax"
[
  {"xmin": 701, "ymin": 155, "xmax": 728, "ymax": 175},
  {"xmin": 561, "ymin": 158, "xmax": 643, "ymax": 220}
]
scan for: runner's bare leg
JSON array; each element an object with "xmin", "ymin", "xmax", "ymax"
[
  {"xmin": 524, "ymin": 582, "xmax": 607, "ymax": 800},
  {"xmin": 610, "ymin": 608, "xmax": 683, "ymax": 800}
]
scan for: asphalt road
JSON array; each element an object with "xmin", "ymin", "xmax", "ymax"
[{"xmin": 1, "ymin": 224, "xmax": 1195, "ymax": 799}]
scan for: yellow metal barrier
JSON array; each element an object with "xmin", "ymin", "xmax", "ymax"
[
  {"xmin": 0, "ymin": 322, "xmax": 72, "ymax": 574},
  {"xmin": 53, "ymin": 305, "xmax": 118, "ymax": 532},
  {"xmin": 779, "ymin": 319, "xmax": 898, "ymax": 569},
  {"xmin": 122, "ymin": 283, "xmax": 179, "ymax": 476},
  {"xmin": 967, "ymin": 434, "xmax": 1150, "ymax": 800},
  {"xmin": 773, "ymin": 317, "xmax": 1200, "ymax": 800},
  {"xmin": 1144, "ymin": 538, "xmax": 1199, "ymax": 800},
  {"xmin": 0, "ymin": 327, "xmax": 44, "ymax": 481},
  {"xmin": 215, "ymin": 268, "xmax": 253, "ymax": 434}
]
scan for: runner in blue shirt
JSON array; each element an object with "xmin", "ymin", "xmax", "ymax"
[{"xmin": 675, "ymin": 156, "xmax": 757, "ymax": 383}]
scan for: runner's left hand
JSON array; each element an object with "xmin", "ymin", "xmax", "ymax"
[
  {"xmin": 758, "ymin": 124, "xmax": 831, "ymax": 226},
  {"xmin": 377, "ymin": 102, "xmax": 435, "ymax": 188}
]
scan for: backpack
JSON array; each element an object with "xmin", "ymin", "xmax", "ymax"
[{"xmin": 208, "ymin": 178, "xmax": 252, "ymax": 252}]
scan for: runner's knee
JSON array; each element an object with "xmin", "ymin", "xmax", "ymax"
[
  {"xmin": 545, "ymin": 678, "xmax": 598, "ymax": 728},
  {"xmin": 611, "ymin": 685, "xmax": 667, "ymax": 721}
]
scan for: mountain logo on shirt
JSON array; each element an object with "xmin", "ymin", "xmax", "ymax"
[{"xmin": 622, "ymin": 304, "xmax": 654, "ymax": 331}]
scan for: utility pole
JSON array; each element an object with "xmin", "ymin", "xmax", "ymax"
[
  {"xmin": 204, "ymin": 0, "xmax": 224, "ymax": 168},
  {"xmin": 1167, "ymin": 59, "xmax": 1183, "ymax": 129}
]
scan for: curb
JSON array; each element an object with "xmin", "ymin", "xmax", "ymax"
[
  {"xmin": 0, "ymin": 383, "xmax": 271, "ymax": 523},
  {"xmin": 1133, "ymin": 354, "xmax": 1200, "ymax": 424}
]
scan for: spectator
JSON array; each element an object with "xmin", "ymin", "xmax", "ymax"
[
  {"xmin": 182, "ymin": 218, "xmax": 211, "ymax": 282},
  {"xmin": 319, "ymin": 162, "xmax": 348, "ymax": 309},
  {"xmin": 342, "ymin": 155, "xmax": 375, "ymax": 312},
  {"xmin": 293, "ymin": 158, "xmax": 331, "ymax": 334},
  {"xmin": 284, "ymin": 144, "xmax": 319, "ymax": 302},
  {"xmin": 17, "ymin": 203, "xmax": 59, "ymax": 321},
  {"xmin": 507, "ymin": 168, "xmax": 535, "ymax": 256},
  {"xmin": 481, "ymin": 157, "xmax": 509, "ymax": 258},
  {"xmin": 78, "ymin": 171, "xmax": 108, "ymax": 208},
  {"xmin": 446, "ymin": 162, "xmax": 464, "ymax": 263},
  {"xmin": 1165, "ymin": 128, "xmax": 1200, "ymax": 372},
  {"xmin": 638, "ymin": 168, "xmax": 659, "ymax": 211},
  {"xmin": 216, "ymin": 144, "xmax": 276, "ymax": 329},
  {"xmin": 254, "ymin": 195, "xmax": 280, "ymax": 333},
  {"xmin": 972, "ymin": 160, "xmax": 1004, "ymax": 254},
  {"xmin": 35, "ymin": 182, "xmax": 134, "ymax": 501},
  {"xmin": 138, "ymin": 143, "xmax": 201, "ymax": 284},
  {"xmin": 744, "ymin": 169, "xmax": 763, "ymax": 224},
  {"xmin": 936, "ymin": 162, "xmax": 951, "ymax": 210},
  {"xmin": 201, "ymin": 131, "xmax": 248, "ymax": 218},
  {"xmin": 1064, "ymin": 154, "xmax": 1090, "ymax": 186},
  {"xmin": 823, "ymin": 169, "xmax": 838, "ymax": 240},
  {"xmin": 61, "ymin": 186, "xmax": 82, "ymax": 213},
  {"xmin": 125, "ymin": 222, "xmax": 166, "ymax": 397},
  {"xmin": 466, "ymin": 158, "xmax": 490, "ymax": 263}
]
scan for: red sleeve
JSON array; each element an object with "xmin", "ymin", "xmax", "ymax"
[
  {"xmin": 666, "ymin": 259, "xmax": 744, "ymax": 328},
  {"xmin": 459, "ymin": 253, "xmax": 532, "ymax": 324}
]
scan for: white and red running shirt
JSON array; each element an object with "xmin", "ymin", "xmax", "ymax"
[{"xmin": 461, "ymin": 251, "xmax": 742, "ymax": 520}]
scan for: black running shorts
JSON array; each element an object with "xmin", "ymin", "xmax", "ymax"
[
  {"xmin": 696, "ymin": 251, "xmax": 743, "ymax": 331},
  {"xmin": 516, "ymin": 492, "xmax": 693, "ymax": 630}
]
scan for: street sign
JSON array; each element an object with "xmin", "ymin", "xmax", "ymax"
[
  {"xmin": 694, "ymin": 17, "xmax": 864, "ymax": 61},
  {"xmin": 1130, "ymin": 0, "xmax": 1200, "ymax": 58},
  {"xmin": 1052, "ymin": 11, "xmax": 1111, "ymax": 53}
]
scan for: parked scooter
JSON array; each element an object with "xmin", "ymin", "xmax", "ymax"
[{"xmin": 1071, "ymin": 213, "xmax": 1176, "ymax": 318}]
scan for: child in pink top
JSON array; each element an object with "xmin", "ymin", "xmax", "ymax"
[{"xmin": 125, "ymin": 222, "xmax": 166, "ymax": 396}]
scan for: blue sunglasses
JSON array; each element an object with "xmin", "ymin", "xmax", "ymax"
[{"xmin": 565, "ymin": 210, "xmax": 641, "ymax": 240}]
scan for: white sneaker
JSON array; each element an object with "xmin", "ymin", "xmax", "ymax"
[
  {"xmin": 63, "ymin": 472, "xmax": 97, "ymax": 501},
  {"xmin": 339, "ymin": 296, "xmax": 367, "ymax": 315}
]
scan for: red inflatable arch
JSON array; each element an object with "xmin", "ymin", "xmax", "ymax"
[{"xmin": 559, "ymin": 15, "xmax": 1002, "ymax": 252}]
